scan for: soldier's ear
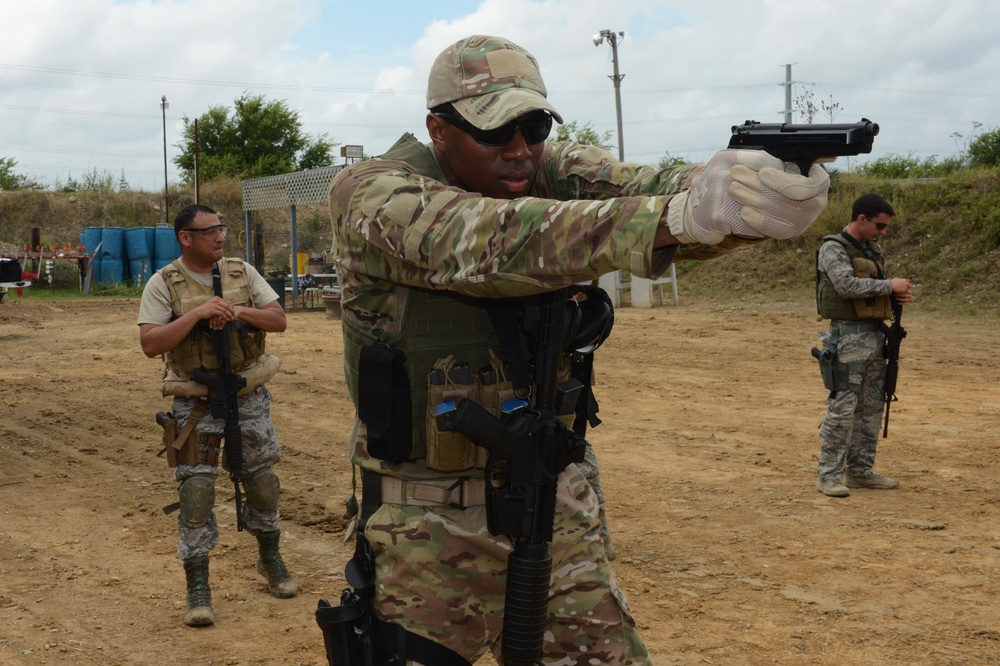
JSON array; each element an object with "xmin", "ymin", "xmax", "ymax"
[{"xmin": 426, "ymin": 113, "xmax": 449, "ymax": 152}]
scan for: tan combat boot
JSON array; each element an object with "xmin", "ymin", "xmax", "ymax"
[
  {"xmin": 255, "ymin": 530, "xmax": 299, "ymax": 598},
  {"xmin": 845, "ymin": 471, "xmax": 899, "ymax": 489},
  {"xmin": 182, "ymin": 555, "xmax": 215, "ymax": 626}
]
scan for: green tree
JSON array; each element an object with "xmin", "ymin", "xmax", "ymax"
[
  {"xmin": 174, "ymin": 93, "xmax": 337, "ymax": 182},
  {"xmin": 553, "ymin": 120, "xmax": 614, "ymax": 149},
  {"xmin": 656, "ymin": 153, "xmax": 689, "ymax": 169},
  {"xmin": 967, "ymin": 126, "xmax": 1000, "ymax": 167},
  {"xmin": 0, "ymin": 157, "xmax": 42, "ymax": 191}
]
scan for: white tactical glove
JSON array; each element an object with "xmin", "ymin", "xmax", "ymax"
[{"xmin": 666, "ymin": 149, "xmax": 830, "ymax": 245}]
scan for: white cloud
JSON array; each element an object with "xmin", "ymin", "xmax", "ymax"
[{"xmin": 3, "ymin": 0, "xmax": 999, "ymax": 190}]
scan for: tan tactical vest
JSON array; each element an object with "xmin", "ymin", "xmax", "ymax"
[
  {"xmin": 816, "ymin": 234, "xmax": 892, "ymax": 321},
  {"xmin": 159, "ymin": 258, "xmax": 273, "ymax": 396}
]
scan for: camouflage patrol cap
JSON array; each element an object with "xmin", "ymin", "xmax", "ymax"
[{"xmin": 426, "ymin": 35, "xmax": 563, "ymax": 130}]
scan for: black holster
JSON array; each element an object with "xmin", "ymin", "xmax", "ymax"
[{"xmin": 316, "ymin": 551, "xmax": 377, "ymax": 665}]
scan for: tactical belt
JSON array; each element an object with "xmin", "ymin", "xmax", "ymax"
[
  {"xmin": 376, "ymin": 474, "xmax": 486, "ymax": 509},
  {"xmin": 833, "ymin": 320, "xmax": 881, "ymax": 334}
]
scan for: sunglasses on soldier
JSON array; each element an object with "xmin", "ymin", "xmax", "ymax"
[{"xmin": 433, "ymin": 111, "xmax": 553, "ymax": 146}]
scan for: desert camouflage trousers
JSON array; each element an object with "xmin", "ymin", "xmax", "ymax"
[
  {"xmin": 818, "ymin": 328, "xmax": 886, "ymax": 481},
  {"xmin": 363, "ymin": 464, "xmax": 651, "ymax": 665},
  {"xmin": 171, "ymin": 387, "xmax": 282, "ymax": 560}
]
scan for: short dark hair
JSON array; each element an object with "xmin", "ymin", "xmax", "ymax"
[
  {"xmin": 174, "ymin": 204, "xmax": 218, "ymax": 237},
  {"xmin": 851, "ymin": 193, "xmax": 895, "ymax": 221}
]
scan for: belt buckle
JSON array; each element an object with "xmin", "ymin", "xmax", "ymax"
[{"xmin": 447, "ymin": 478, "xmax": 467, "ymax": 510}]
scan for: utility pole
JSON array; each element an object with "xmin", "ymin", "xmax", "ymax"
[
  {"xmin": 593, "ymin": 30, "xmax": 626, "ymax": 162},
  {"xmin": 160, "ymin": 95, "xmax": 170, "ymax": 225},
  {"xmin": 782, "ymin": 64, "xmax": 794, "ymax": 123}
]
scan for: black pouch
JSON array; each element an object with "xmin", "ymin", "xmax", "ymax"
[{"xmin": 358, "ymin": 344, "xmax": 412, "ymax": 462}]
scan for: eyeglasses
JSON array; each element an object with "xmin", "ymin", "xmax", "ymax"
[
  {"xmin": 863, "ymin": 215, "xmax": 889, "ymax": 231},
  {"xmin": 433, "ymin": 111, "xmax": 553, "ymax": 146},
  {"xmin": 182, "ymin": 223, "xmax": 228, "ymax": 238}
]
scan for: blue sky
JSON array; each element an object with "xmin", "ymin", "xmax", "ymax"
[{"xmin": 3, "ymin": 0, "xmax": 999, "ymax": 191}]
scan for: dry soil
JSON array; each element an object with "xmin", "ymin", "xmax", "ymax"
[{"xmin": 1, "ymin": 294, "xmax": 998, "ymax": 665}]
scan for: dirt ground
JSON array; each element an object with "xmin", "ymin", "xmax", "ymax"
[{"xmin": 1, "ymin": 293, "xmax": 999, "ymax": 666}]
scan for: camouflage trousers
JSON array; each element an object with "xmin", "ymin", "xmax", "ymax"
[
  {"xmin": 577, "ymin": 440, "xmax": 615, "ymax": 559},
  {"xmin": 818, "ymin": 328, "xmax": 886, "ymax": 481},
  {"xmin": 171, "ymin": 387, "xmax": 283, "ymax": 560},
  {"xmin": 363, "ymin": 464, "xmax": 651, "ymax": 665}
]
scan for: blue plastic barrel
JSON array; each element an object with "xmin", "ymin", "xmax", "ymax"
[
  {"xmin": 153, "ymin": 225, "xmax": 180, "ymax": 271},
  {"xmin": 125, "ymin": 227, "xmax": 152, "ymax": 284},
  {"xmin": 125, "ymin": 226, "xmax": 149, "ymax": 259},
  {"xmin": 83, "ymin": 227, "xmax": 103, "ymax": 255},
  {"xmin": 89, "ymin": 257, "xmax": 102, "ymax": 285},
  {"xmin": 99, "ymin": 227, "xmax": 126, "ymax": 284},
  {"xmin": 99, "ymin": 258, "xmax": 124, "ymax": 284},
  {"xmin": 144, "ymin": 226, "xmax": 156, "ymax": 261},
  {"xmin": 99, "ymin": 227, "xmax": 124, "ymax": 260}
]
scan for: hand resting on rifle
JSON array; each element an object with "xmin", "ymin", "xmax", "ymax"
[{"xmin": 891, "ymin": 278, "xmax": 913, "ymax": 304}]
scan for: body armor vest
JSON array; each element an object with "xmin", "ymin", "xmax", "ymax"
[
  {"xmin": 816, "ymin": 234, "xmax": 892, "ymax": 321},
  {"xmin": 342, "ymin": 288, "xmax": 507, "ymax": 462},
  {"xmin": 160, "ymin": 258, "xmax": 267, "ymax": 392}
]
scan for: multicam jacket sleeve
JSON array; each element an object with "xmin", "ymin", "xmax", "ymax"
[{"xmin": 329, "ymin": 139, "xmax": 696, "ymax": 303}]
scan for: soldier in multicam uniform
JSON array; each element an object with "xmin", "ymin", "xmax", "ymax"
[
  {"xmin": 815, "ymin": 193, "xmax": 913, "ymax": 498},
  {"xmin": 326, "ymin": 35, "xmax": 831, "ymax": 664},
  {"xmin": 137, "ymin": 204, "xmax": 298, "ymax": 626}
]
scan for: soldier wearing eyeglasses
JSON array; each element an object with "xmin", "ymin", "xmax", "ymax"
[
  {"xmin": 815, "ymin": 193, "xmax": 913, "ymax": 498},
  {"xmin": 137, "ymin": 204, "xmax": 298, "ymax": 626},
  {"xmin": 325, "ymin": 35, "xmax": 831, "ymax": 664}
]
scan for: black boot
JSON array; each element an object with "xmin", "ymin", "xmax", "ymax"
[
  {"xmin": 182, "ymin": 555, "xmax": 215, "ymax": 626},
  {"xmin": 255, "ymin": 530, "xmax": 299, "ymax": 598}
]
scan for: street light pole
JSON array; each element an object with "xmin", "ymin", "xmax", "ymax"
[
  {"xmin": 593, "ymin": 29, "xmax": 626, "ymax": 162},
  {"xmin": 160, "ymin": 95, "xmax": 169, "ymax": 226}
]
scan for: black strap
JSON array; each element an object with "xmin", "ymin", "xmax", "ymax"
[
  {"xmin": 571, "ymin": 353, "xmax": 602, "ymax": 436},
  {"xmin": 838, "ymin": 231, "xmax": 886, "ymax": 278},
  {"xmin": 486, "ymin": 300, "xmax": 533, "ymax": 393},
  {"xmin": 372, "ymin": 620, "xmax": 471, "ymax": 666}
]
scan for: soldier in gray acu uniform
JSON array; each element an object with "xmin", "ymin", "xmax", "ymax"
[
  {"xmin": 138, "ymin": 204, "xmax": 299, "ymax": 627},
  {"xmin": 815, "ymin": 193, "xmax": 913, "ymax": 498},
  {"xmin": 327, "ymin": 34, "xmax": 831, "ymax": 664}
]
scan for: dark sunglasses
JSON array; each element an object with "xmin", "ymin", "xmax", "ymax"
[
  {"xmin": 866, "ymin": 217, "xmax": 889, "ymax": 231},
  {"xmin": 433, "ymin": 111, "xmax": 553, "ymax": 146}
]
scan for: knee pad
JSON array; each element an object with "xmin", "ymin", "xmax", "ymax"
[
  {"xmin": 244, "ymin": 470, "xmax": 280, "ymax": 513},
  {"xmin": 179, "ymin": 475, "xmax": 216, "ymax": 528}
]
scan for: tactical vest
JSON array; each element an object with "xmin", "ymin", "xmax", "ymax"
[
  {"xmin": 342, "ymin": 288, "xmax": 509, "ymax": 463},
  {"xmin": 816, "ymin": 234, "xmax": 892, "ymax": 321},
  {"xmin": 159, "ymin": 258, "xmax": 267, "ymax": 393}
]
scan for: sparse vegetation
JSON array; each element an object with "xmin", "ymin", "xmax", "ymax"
[
  {"xmin": 674, "ymin": 168, "xmax": 1000, "ymax": 317},
  {"xmin": 2, "ymin": 166, "xmax": 999, "ymax": 315}
]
